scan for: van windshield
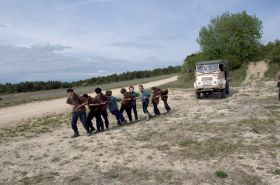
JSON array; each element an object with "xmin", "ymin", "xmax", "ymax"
[{"xmin": 196, "ymin": 64, "xmax": 219, "ymax": 73}]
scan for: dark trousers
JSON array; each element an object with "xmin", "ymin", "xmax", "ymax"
[
  {"xmin": 162, "ymin": 99, "xmax": 171, "ymax": 112},
  {"xmin": 71, "ymin": 111, "xmax": 90, "ymax": 133},
  {"xmin": 153, "ymin": 102, "xmax": 160, "ymax": 115},
  {"xmin": 131, "ymin": 104, "xmax": 138, "ymax": 120},
  {"xmin": 99, "ymin": 110, "xmax": 109, "ymax": 128},
  {"xmin": 120, "ymin": 104, "xmax": 132, "ymax": 121},
  {"xmin": 278, "ymin": 87, "xmax": 280, "ymax": 101},
  {"xmin": 142, "ymin": 99, "xmax": 150, "ymax": 114},
  {"xmin": 86, "ymin": 110, "xmax": 103, "ymax": 131},
  {"xmin": 110, "ymin": 109, "xmax": 125, "ymax": 124}
]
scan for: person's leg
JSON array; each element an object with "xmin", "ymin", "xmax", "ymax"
[
  {"xmin": 101, "ymin": 110, "xmax": 109, "ymax": 129},
  {"xmin": 95, "ymin": 110, "xmax": 104, "ymax": 131},
  {"xmin": 120, "ymin": 105, "xmax": 125, "ymax": 113},
  {"xmin": 132, "ymin": 105, "xmax": 138, "ymax": 120},
  {"xmin": 71, "ymin": 112, "xmax": 79, "ymax": 135},
  {"xmin": 78, "ymin": 111, "xmax": 91, "ymax": 134},
  {"xmin": 153, "ymin": 103, "xmax": 160, "ymax": 115},
  {"xmin": 116, "ymin": 109, "xmax": 126, "ymax": 123},
  {"xmin": 86, "ymin": 111, "xmax": 95, "ymax": 132},
  {"xmin": 125, "ymin": 106, "xmax": 133, "ymax": 122},
  {"xmin": 278, "ymin": 87, "xmax": 280, "ymax": 101},
  {"xmin": 143, "ymin": 100, "xmax": 150, "ymax": 120},
  {"xmin": 163, "ymin": 99, "xmax": 171, "ymax": 112}
]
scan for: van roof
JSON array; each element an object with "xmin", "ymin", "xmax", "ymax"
[{"xmin": 196, "ymin": 60, "xmax": 229, "ymax": 65}]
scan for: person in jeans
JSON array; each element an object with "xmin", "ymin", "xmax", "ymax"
[
  {"xmin": 120, "ymin": 88, "xmax": 133, "ymax": 122},
  {"xmin": 276, "ymin": 71, "xmax": 280, "ymax": 101},
  {"xmin": 66, "ymin": 88, "xmax": 91, "ymax": 138},
  {"xmin": 138, "ymin": 84, "xmax": 151, "ymax": 121},
  {"xmin": 105, "ymin": 90, "xmax": 126, "ymax": 125},
  {"xmin": 151, "ymin": 87, "xmax": 161, "ymax": 116},
  {"xmin": 82, "ymin": 93, "xmax": 104, "ymax": 132},
  {"xmin": 95, "ymin": 88, "xmax": 110, "ymax": 130},
  {"xmin": 129, "ymin": 85, "xmax": 139, "ymax": 121}
]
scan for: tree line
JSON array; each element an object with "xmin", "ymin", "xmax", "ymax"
[
  {"xmin": 181, "ymin": 11, "xmax": 280, "ymax": 80},
  {"xmin": 0, "ymin": 66, "xmax": 180, "ymax": 94}
]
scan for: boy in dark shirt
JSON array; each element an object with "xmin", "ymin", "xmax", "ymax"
[
  {"xmin": 120, "ymin": 88, "xmax": 133, "ymax": 122},
  {"xmin": 66, "ymin": 88, "xmax": 91, "ymax": 138},
  {"xmin": 105, "ymin": 90, "xmax": 126, "ymax": 125},
  {"xmin": 95, "ymin": 88, "xmax": 110, "ymax": 130},
  {"xmin": 151, "ymin": 87, "xmax": 161, "ymax": 116},
  {"xmin": 82, "ymin": 94, "xmax": 104, "ymax": 132},
  {"xmin": 129, "ymin": 85, "xmax": 139, "ymax": 121},
  {"xmin": 157, "ymin": 87, "xmax": 171, "ymax": 113}
]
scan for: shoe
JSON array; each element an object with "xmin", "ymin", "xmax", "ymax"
[
  {"xmin": 101, "ymin": 128, "xmax": 105, "ymax": 132},
  {"xmin": 71, "ymin": 133, "xmax": 79, "ymax": 138},
  {"xmin": 106, "ymin": 127, "xmax": 109, "ymax": 131},
  {"xmin": 90, "ymin": 127, "xmax": 96, "ymax": 133},
  {"xmin": 145, "ymin": 113, "xmax": 150, "ymax": 121},
  {"xmin": 120, "ymin": 120, "xmax": 127, "ymax": 125},
  {"xmin": 87, "ymin": 132, "xmax": 92, "ymax": 137}
]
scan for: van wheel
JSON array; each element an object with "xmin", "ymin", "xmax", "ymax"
[
  {"xmin": 221, "ymin": 88, "xmax": 226, "ymax": 98},
  {"xmin": 196, "ymin": 92, "xmax": 201, "ymax": 99},
  {"xmin": 226, "ymin": 83, "xmax": 230, "ymax": 94}
]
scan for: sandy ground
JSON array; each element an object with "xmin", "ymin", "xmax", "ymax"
[
  {"xmin": 0, "ymin": 76, "xmax": 177, "ymax": 128},
  {"xmin": 0, "ymin": 62, "xmax": 280, "ymax": 185}
]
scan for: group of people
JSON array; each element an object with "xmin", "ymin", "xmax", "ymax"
[{"xmin": 66, "ymin": 85, "xmax": 171, "ymax": 138}]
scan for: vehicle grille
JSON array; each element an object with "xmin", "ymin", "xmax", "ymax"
[{"xmin": 202, "ymin": 77, "xmax": 213, "ymax": 86}]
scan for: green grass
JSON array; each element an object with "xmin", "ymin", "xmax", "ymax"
[
  {"xmin": 215, "ymin": 170, "xmax": 228, "ymax": 178},
  {"xmin": 230, "ymin": 63, "xmax": 248, "ymax": 87},
  {"xmin": 0, "ymin": 74, "xmax": 177, "ymax": 108},
  {"xmin": 264, "ymin": 61, "xmax": 280, "ymax": 80},
  {"xmin": 0, "ymin": 113, "xmax": 69, "ymax": 141},
  {"xmin": 273, "ymin": 169, "xmax": 280, "ymax": 175}
]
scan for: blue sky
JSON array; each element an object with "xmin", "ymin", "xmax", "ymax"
[{"xmin": 0, "ymin": 0, "xmax": 279, "ymax": 83}]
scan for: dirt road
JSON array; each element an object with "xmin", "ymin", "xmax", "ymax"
[{"xmin": 0, "ymin": 76, "xmax": 177, "ymax": 127}]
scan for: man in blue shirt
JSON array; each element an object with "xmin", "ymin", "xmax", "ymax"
[
  {"xmin": 105, "ymin": 90, "xmax": 126, "ymax": 125},
  {"xmin": 138, "ymin": 84, "xmax": 151, "ymax": 121}
]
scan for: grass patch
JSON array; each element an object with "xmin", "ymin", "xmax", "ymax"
[
  {"xmin": 273, "ymin": 169, "xmax": 280, "ymax": 175},
  {"xmin": 230, "ymin": 63, "xmax": 248, "ymax": 87},
  {"xmin": 264, "ymin": 61, "xmax": 280, "ymax": 80},
  {"xmin": 159, "ymin": 78, "xmax": 193, "ymax": 89},
  {"xmin": 215, "ymin": 170, "xmax": 228, "ymax": 178},
  {"xmin": 0, "ymin": 113, "xmax": 69, "ymax": 140}
]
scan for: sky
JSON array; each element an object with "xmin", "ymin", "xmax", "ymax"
[{"xmin": 0, "ymin": 0, "xmax": 280, "ymax": 83}]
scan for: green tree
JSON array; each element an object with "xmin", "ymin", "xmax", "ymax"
[{"xmin": 198, "ymin": 11, "xmax": 262, "ymax": 69}]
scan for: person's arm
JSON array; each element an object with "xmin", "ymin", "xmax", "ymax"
[
  {"xmin": 88, "ymin": 103, "xmax": 101, "ymax": 106},
  {"xmin": 77, "ymin": 102, "xmax": 87, "ymax": 109}
]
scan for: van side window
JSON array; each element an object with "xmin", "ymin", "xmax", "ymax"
[{"xmin": 219, "ymin": 64, "xmax": 224, "ymax": 72}]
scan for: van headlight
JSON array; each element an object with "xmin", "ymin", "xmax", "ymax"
[
  {"xmin": 198, "ymin": 82, "xmax": 202, "ymax": 86},
  {"xmin": 213, "ymin": 81, "xmax": 218, "ymax": 85}
]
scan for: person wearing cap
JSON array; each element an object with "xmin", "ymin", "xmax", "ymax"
[
  {"xmin": 66, "ymin": 88, "xmax": 91, "ymax": 138},
  {"xmin": 276, "ymin": 70, "xmax": 280, "ymax": 101},
  {"xmin": 129, "ymin": 85, "xmax": 139, "ymax": 121},
  {"xmin": 138, "ymin": 84, "xmax": 151, "ymax": 121},
  {"xmin": 105, "ymin": 90, "xmax": 126, "ymax": 125},
  {"xmin": 95, "ymin": 87, "xmax": 109, "ymax": 130},
  {"xmin": 120, "ymin": 88, "xmax": 133, "ymax": 122},
  {"xmin": 82, "ymin": 93, "xmax": 104, "ymax": 133}
]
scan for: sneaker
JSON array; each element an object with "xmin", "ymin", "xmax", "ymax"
[
  {"xmin": 120, "ymin": 120, "xmax": 127, "ymax": 125},
  {"xmin": 87, "ymin": 132, "xmax": 92, "ymax": 137},
  {"xmin": 71, "ymin": 133, "xmax": 79, "ymax": 138}
]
